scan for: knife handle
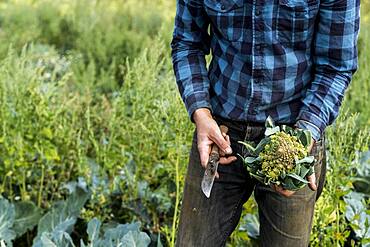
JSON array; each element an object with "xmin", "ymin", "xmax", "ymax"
[{"xmin": 210, "ymin": 125, "xmax": 229, "ymax": 156}]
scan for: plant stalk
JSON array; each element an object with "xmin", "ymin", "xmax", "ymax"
[
  {"xmin": 171, "ymin": 155, "xmax": 180, "ymax": 247},
  {"xmin": 38, "ymin": 165, "xmax": 45, "ymax": 207}
]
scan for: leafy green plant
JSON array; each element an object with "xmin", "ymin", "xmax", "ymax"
[
  {"xmin": 0, "ymin": 182, "xmax": 151, "ymax": 247},
  {"xmin": 0, "ymin": 198, "xmax": 43, "ymax": 247},
  {"xmin": 13, "ymin": 201, "xmax": 43, "ymax": 238},
  {"xmin": 239, "ymin": 117, "xmax": 314, "ymax": 190},
  {"xmin": 0, "ymin": 199, "xmax": 16, "ymax": 246},
  {"xmin": 33, "ymin": 184, "xmax": 90, "ymax": 246},
  {"xmin": 310, "ymin": 113, "xmax": 370, "ymax": 246},
  {"xmin": 80, "ymin": 218, "xmax": 151, "ymax": 247},
  {"xmin": 227, "ymin": 199, "xmax": 259, "ymax": 247},
  {"xmin": 352, "ymin": 151, "xmax": 370, "ymax": 195},
  {"xmin": 239, "ymin": 214, "xmax": 260, "ymax": 240},
  {"xmin": 343, "ymin": 192, "xmax": 370, "ymax": 245}
]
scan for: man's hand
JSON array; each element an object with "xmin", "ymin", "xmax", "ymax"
[
  {"xmin": 272, "ymin": 138, "xmax": 317, "ymax": 197},
  {"xmin": 193, "ymin": 108, "xmax": 237, "ymax": 175}
]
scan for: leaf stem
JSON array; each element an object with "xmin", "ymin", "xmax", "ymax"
[
  {"xmin": 38, "ymin": 165, "xmax": 45, "ymax": 207},
  {"xmin": 21, "ymin": 169, "xmax": 27, "ymax": 201}
]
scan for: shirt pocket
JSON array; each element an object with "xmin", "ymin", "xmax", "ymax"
[
  {"xmin": 276, "ymin": 0, "xmax": 311, "ymax": 45},
  {"xmin": 204, "ymin": 0, "xmax": 245, "ymax": 42}
]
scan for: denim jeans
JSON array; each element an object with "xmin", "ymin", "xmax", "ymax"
[{"xmin": 176, "ymin": 116, "xmax": 326, "ymax": 247}]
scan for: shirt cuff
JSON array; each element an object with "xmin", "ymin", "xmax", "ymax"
[
  {"xmin": 184, "ymin": 92, "xmax": 212, "ymax": 122},
  {"xmin": 296, "ymin": 111, "xmax": 326, "ymax": 141}
]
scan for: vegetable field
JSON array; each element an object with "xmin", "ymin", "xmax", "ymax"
[{"xmin": 0, "ymin": 0, "xmax": 369, "ymax": 246}]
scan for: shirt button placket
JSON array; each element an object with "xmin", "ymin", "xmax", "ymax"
[{"xmin": 252, "ymin": 0, "xmax": 265, "ymax": 115}]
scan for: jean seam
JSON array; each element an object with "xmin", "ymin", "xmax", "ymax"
[{"xmin": 220, "ymin": 188, "xmax": 248, "ymax": 246}]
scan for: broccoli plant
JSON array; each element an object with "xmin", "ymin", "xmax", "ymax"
[{"xmin": 239, "ymin": 117, "xmax": 315, "ymax": 191}]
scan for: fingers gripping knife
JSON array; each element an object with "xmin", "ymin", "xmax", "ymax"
[{"xmin": 201, "ymin": 125, "xmax": 229, "ymax": 198}]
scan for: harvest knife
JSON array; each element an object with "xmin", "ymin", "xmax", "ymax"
[{"xmin": 201, "ymin": 125, "xmax": 229, "ymax": 198}]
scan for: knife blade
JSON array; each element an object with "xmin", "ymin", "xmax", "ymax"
[{"xmin": 201, "ymin": 125, "xmax": 229, "ymax": 198}]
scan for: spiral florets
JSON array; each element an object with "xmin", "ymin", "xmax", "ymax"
[{"xmin": 259, "ymin": 132, "xmax": 307, "ymax": 180}]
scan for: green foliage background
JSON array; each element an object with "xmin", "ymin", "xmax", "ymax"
[{"xmin": 0, "ymin": 0, "xmax": 369, "ymax": 246}]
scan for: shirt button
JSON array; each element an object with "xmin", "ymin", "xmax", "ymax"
[
  {"xmin": 221, "ymin": 5, "xmax": 226, "ymax": 10},
  {"xmin": 256, "ymin": 9, "xmax": 261, "ymax": 16}
]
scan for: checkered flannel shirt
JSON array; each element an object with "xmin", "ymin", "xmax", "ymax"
[{"xmin": 171, "ymin": 0, "xmax": 360, "ymax": 140}]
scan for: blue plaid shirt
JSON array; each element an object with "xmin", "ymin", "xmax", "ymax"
[{"xmin": 171, "ymin": 0, "xmax": 360, "ymax": 141}]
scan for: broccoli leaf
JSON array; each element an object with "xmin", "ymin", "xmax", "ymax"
[
  {"xmin": 0, "ymin": 198, "xmax": 16, "ymax": 247},
  {"xmin": 254, "ymin": 137, "xmax": 270, "ymax": 154},
  {"xmin": 264, "ymin": 126, "xmax": 280, "ymax": 137},
  {"xmin": 286, "ymin": 173, "xmax": 309, "ymax": 184},
  {"xmin": 297, "ymin": 130, "xmax": 312, "ymax": 147},
  {"xmin": 34, "ymin": 185, "xmax": 90, "ymax": 245},
  {"xmin": 86, "ymin": 218, "xmax": 101, "ymax": 243},
  {"xmin": 296, "ymin": 156, "xmax": 315, "ymax": 165},
  {"xmin": 250, "ymin": 173, "xmax": 265, "ymax": 184},
  {"xmin": 353, "ymin": 151, "xmax": 370, "ymax": 195},
  {"xmin": 344, "ymin": 192, "xmax": 370, "ymax": 239},
  {"xmin": 121, "ymin": 231, "xmax": 151, "ymax": 247},
  {"xmin": 280, "ymin": 125, "xmax": 293, "ymax": 133},
  {"xmin": 238, "ymin": 141, "xmax": 256, "ymax": 155},
  {"xmin": 13, "ymin": 201, "xmax": 43, "ymax": 237},
  {"xmin": 239, "ymin": 213, "xmax": 260, "ymax": 239},
  {"xmin": 299, "ymin": 166, "xmax": 312, "ymax": 178},
  {"xmin": 265, "ymin": 116, "xmax": 275, "ymax": 128},
  {"xmin": 34, "ymin": 218, "xmax": 77, "ymax": 247},
  {"xmin": 282, "ymin": 178, "xmax": 297, "ymax": 191},
  {"xmin": 243, "ymin": 157, "xmax": 260, "ymax": 164},
  {"xmin": 82, "ymin": 218, "xmax": 150, "ymax": 247}
]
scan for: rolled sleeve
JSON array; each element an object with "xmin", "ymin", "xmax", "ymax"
[
  {"xmin": 171, "ymin": 0, "xmax": 211, "ymax": 121},
  {"xmin": 295, "ymin": 118, "xmax": 323, "ymax": 141},
  {"xmin": 298, "ymin": 0, "xmax": 360, "ymax": 136}
]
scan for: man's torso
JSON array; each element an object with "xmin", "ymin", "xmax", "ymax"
[{"xmin": 204, "ymin": 0, "xmax": 319, "ymax": 123}]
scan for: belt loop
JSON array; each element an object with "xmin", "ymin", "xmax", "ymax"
[
  {"xmin": 241, "ymin": 125, "xmax": 253, "ymax": 156},
  {"xmin": 245, "ymin": 125, "xmax": 252, "ymax": 140}
]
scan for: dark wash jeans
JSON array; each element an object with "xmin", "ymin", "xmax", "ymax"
[{"xmin": 176, "ymin": 116, "xmax": 326, "ymax": 247}]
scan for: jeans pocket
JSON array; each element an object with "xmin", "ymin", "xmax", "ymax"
[{"xmin": 204, "ymin": 0, "xmax": 245, "ymax": 42}]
